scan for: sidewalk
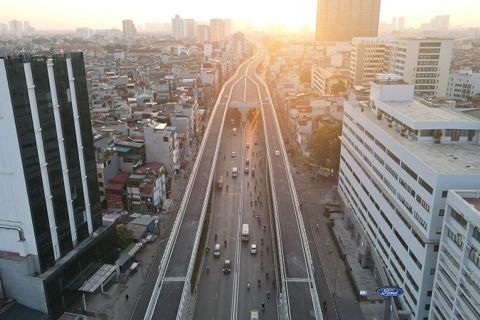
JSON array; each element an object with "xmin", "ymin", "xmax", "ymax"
[{"xmin": 291, "ymin": 163, "xmax": 384, "ymax": 320}]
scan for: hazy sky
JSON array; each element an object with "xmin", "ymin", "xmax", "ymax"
[{"xmin": 1, "ymin": 0, "xmax": 479, "ymax": 31}]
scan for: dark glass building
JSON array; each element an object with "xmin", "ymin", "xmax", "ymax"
[{"xmin": 0, "ymin": 52, "xmax": 117, "ymax": 319}]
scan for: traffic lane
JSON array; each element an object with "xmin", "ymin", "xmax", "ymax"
[
  {"xmin": 287, "ymin": 281, "xmax": 316, "ymax": 320},
  {"xmin": 164, "ymin": 94, "xmax": 225, "ymax": 278},
  {"xmin": 266, "ymin": 128, "xmax": 309, "ymax": 278},
  {"xmin": 152, "ymin": 281, "xmax": 183, "ymax": 320}
]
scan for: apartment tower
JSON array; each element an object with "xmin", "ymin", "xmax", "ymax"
[
  {"xmin": 315, "ymin": 0, "xmax": 381, "ymax": 42},
  {"xmin": 210, "ymin": 18, "xmax": 225, "ymax": 42},
  {"xmin": 122, "ymin": 19, "xmax": 136, "ymax": 39},
  {"xmin": 172, "ymin": 14, "xmax": 184, "ymax": 39},
  {"xmin": 0, "ymin": 52, "xmax": 117, "ymax": 318}
]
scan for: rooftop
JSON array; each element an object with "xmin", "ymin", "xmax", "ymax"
[{"xmin": 350, "ymin": 101, "xmax": 480, "ymax": 175}]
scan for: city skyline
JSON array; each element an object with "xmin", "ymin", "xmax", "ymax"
[{"xmin": 1, "ymin": 0, "xmax": 480, "ymax": 31}]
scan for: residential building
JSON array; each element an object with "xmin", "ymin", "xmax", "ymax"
[
  {"xmin": 114, "ymin": 140, "xmax": 145, "ymax": 173},
  {"xmin": 430, "ymin": 190, "xmax": 480, "ymax": 320},
  {"xmin": 144, "ymin": 121, "xmax": 179, "ymax": 175},
  {"xmin": 76, "ymin": 27, "xmax": 93, "ymax": 40},
  {"xmin": 135, "ymin": 162, "xmax": 168, "ymax": 213},
  {"xmin": 339, "ymin": 74, "xmax": 480, "ymax": 320},
  {"xmin": 210, "ymin": 19, "xmax": 224, "ymax": 42},
  {"xmin": 446, "ymin": 69, "xmax": 480, "ymax": 100},
  {"xmin": 185, "ymin": 19, "xmax": 195, "ymax": 38},
  {"xmin": 197, "ymin": 24, "xmax": 210, "ymax": 43},
  {"xmin": 224, "ymin": 19, "xmax": 233, "ymax": 37},
  {"xmin": 122, "ymin": 19, "xmax": 136, "ymax": 39},
  {"xmin": 0, "ymin": 52, "xmax": 117, "ymax": 318},
  {"xmin": 350, "ymin": 37, "xmax": 391, "ymax": 88},
  {"xmin": 172, "ymin": 14, "xmax": 184, "ymax": 39},
  {"xmin": 315, "ymin": 0, "xmax": 381, "ymax": 42},
  {"xmin": 311, "ymin": 66, "xmax": 348, "ymax": 96},
  {"xmin": 420, "ymin": 15, "xmax": 450, "ymax": 32},
  {"xmin": 204, "ymin": 42, "xmax": 213, "ymax": 57},
  {"xmin": 384, "ymin": 38, "xmax": 454, "ymax": 97},
  {"xmin": 8, "ymin": 19, "xmax": 23, "ymax": 37}
]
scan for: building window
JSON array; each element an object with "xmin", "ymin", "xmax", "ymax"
[
  {"xmin": 451, "ymin": 209, "xmax": 467, "ymax": 228},
  {"xmin": 446, "ymin": 227, "xmax": 463, "ymax": 249},
  {"xmin": 473, "ymin": 228, "xmax": 480, "ymax": 243},
  {"xmin": 441, "ymin": 191, "xmax": 448, "ymax": 198},
  {"xmin": 439, "ymin": 209, "xmax": 445, "ymax": 216},
  {"xmin": 436, "ymin": 227, "xmax": 442, "ymax": 234},
  {"xmin": 98, "ymin": 173, "xmax": 103, "ymax": 179},
  {"xmin": 99, "ymin": 182, "xmax": 104, "ymax": 187},
  {"xmin": 418, "ymin": 177, "xmax": 433, "ymax": 195},
  {"xmin": 434, "ymin": 245, "xmax": 439, "ymax": 252}
]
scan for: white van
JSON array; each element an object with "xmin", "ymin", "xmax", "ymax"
[
  {"xmin": 250, "ymin": 310, "xmax": 259, "ymax": 320},
  {"xmin": 232, "ymin": 167, "xmax": 238, "ymax": 177},
  {"xmin": 241, "ymin": 224, "xmax": 249, "ymax": 241}
]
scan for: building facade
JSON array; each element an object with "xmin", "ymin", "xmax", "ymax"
[
  {"xmin": 0, "ymin": 53, "xmax": 117, "ymax": 318},
  {"xmin": 210, "ymin": 18, "xmax": 224, "ymax": 42},
  {"xmin": 339, "ymin": 75, "xmax": 480, "ymax": 319},
  {"xmin": 350, "ymin": 37, "xmax": 390, "ymax": 88},
  {"xmin": 172, "ymin": 14, "xmax": 184, "ymax": 39},
  {"xmin": 185, "ymin": 18, "xmax": 195, "ymax": 38},
  {"xmin": 196, "ymin": 24, "xmax": 210, "ymax": 44},
  {"xmin": 122, "ymin": 19, "xmax": 136, "ymax": 39},
  {"xmin": 446, "ymin": 69, "xmax": 480, "ymax": 100},
  {"xmin": 430, "ymin": 190, "xmax": 480, "ymax": 320},
  {"xmin": 384, "ymin": 38, "xmax": 454, "ymax": 97},
  {"xmin": 315, "ymin": 0, "xmax": 381, "ymax": 42}
]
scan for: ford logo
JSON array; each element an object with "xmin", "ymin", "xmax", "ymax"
[{"xmin": 376, "ymin": 286, "xmax": 404, "ymax": 297}]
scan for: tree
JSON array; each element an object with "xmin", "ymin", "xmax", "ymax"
[
  {"xmin": 330, "ymin": 80, "xmax": 346, "ymax": 95},
  {"xmin": 311, "ymin": 122, "xmax": 343, "ymax": 173},
  {"xmin": 299, "ymin": 68, "xmax": 312, "ymax": 84},
  {"xmin": 116, "ymin": 225, "xmax": 135, "ymax": 249}
]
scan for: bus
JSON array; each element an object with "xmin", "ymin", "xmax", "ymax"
[
  {"xmin": 216, "ymin": 176, "xmax": 223, "ymax": 189},
  {"xmin": 241, "ymin": 224, "xmax": 249, "ymax": 241}
]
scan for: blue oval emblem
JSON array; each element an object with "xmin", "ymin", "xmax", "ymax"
[{"xmin": 376, "ymin": 286, "xmax": 404, "ymax": 297}]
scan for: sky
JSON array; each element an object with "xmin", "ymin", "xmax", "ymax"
[{"xmin": 1, "ymin": 0, "xmax": 479, "ymax": 31}]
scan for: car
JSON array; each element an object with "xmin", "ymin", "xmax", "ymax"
[
  {"xmin": 244, "ymin": 167, "xmax": 249, "ymax": 174},
  {"xmin": 246, "ymin": 143, "xmax": 250, "ymax": 148},
  {"xmin": 265, "ymin": 97, "xmax": 269, "ymax": 102},
  {"xmin": 213, "ymin": 244, "xmax": 221, "ymax": 257},
  {"xmin": 231, "ymin": 152, "xmax": 236, "ymax": 157},
  {"xmin": 246, "ymin": 159, "xmax": 250, "ymax": 165},
  {"xmin": 251, "ymin": 244, "xmax": 257, "ymax": 254},
  {"xmin": 275, "ymin": 150, "xmax": 280, "ymax": 156},
  {"xmin": 251, "ymin": 168, "xmax": 255, "ymax": 176},
  {"xmin": 224, "ymin": 94, "xmax": 228, "ymax": 99},
  {"xmin": 223, "ymin": 259, "xmax": 232, "ymax": 273},
  {"xmin": 254, "ymin": 140, "xmax": 258, "ymax": 145}
]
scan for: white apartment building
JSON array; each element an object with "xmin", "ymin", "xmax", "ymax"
[
  {"xmin": 144, "ymin": 121, "xmax": 179, "ymax": 175},
  {"xmin": 172, "ymin": 14, "xmax": 184, "ymax": 39},
  {"xmin": 446, "ymin": 69, "xmax": 480, "ymax": 100},
  {"xmin": 349, "ymin": 37, "xmax": 392, "ymax": 88},
  {"xmin": 383, "ymin": 38, "xmax": 454, "ymax": 97},
  {"xmin": 339, "ymin": 74, "xmax": 480, "ymax": 320},
  {"xmin": 430, "ymin": 190, "xmax": 480, "ymax": 320}
]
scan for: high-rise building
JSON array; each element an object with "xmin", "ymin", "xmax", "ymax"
[
  {"xmin": 421, "ymin": 15, "xmax": 450, "ymax": 32},
  {"xmin": 391, "ymin": 17, "xmax": 397, "ymax": 31},
  {"xmin": 224, "ymin": 19, "xmax": 233, "ymax": 37},
  {"xmin": 210, "ymin": 18, "xmax": 224, "ymax": 42},
  {"xmin": 196, "ymin": 25, "xmax": 210, "ymax": 44},
  {"xmin": 349, "ymin": 37, "xmax": 391, "ymax": 88},
  {"xmin": 185, "ymin": 18, "xmax": 195, "ymax": 38},
  {"xmin": 339, "ymin": 74, "xmax": 480, "ymax": 320},
  {"xmin": 122, "ymin": 19, "xmax": 136, "ymax": 39},
  {"xmin": 172, "ymin": 14, "xmax": 184, "ymax": 39},
  {"xmin": 430, "ymin": 190, "xmax": 480, "ymax": 320},
  {"xmin": 315, "ymin": 0, "xmax": 381, "ymax": 42},
  {"xmin": 0, "ymin": 52, "xmax": 117, "ymax": 318},
  {"xmin": 398, "ymin": 17, "xmax": 405, "ymax": 31},
  {"xmin": 383, "ymin": 37, "xmax": 454, "ymax": 97},
  {"xmin": 9, "ymin": 19, "xmax": 23, "ymax": 37}
]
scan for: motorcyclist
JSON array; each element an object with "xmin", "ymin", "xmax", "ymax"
[
  {"xmin": 207, "ymin": 265, "xmax": 210, "ymax": 272},
  {"xmin": 226, "ymin": 185, "xmax": 228, "ymax": 191},
  {"xmin": 224, "ymin": 240, "xmax": 227, "ymax": 247},
  {"xmin": 215, "ymin": 234, "xmax": 217, "ymax": 240},
  {"xmin": 247, "ymin": 282, "xmax": 250, "ymax": 289},
  {"xmin": 258, "ymin": 279, "xmax": 261, "ymax": 286}
]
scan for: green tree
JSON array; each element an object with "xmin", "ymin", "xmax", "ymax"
[
  {"xmin": 116, "ymin": 225, "xmax": 135, "ymax": 249},
  {"xmin": 299, "ymin": 68, "xmax": 312, "ymax": 84},
  {"xmin": 311, "ymin": 122, "xmax": 343, "ymax": 172},
  {"xmin": 330, "ymin": 80, "xmax": 346, "ymax": 95}
]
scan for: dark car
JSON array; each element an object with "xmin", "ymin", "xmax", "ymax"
[{"xmin": 223, "ymin": 259, "xmax": 232, "ymax": 273}]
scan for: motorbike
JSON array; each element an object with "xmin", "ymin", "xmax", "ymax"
[{"xmin": 247, "ymin": 282, "xmax": 250, "ymax": 290}]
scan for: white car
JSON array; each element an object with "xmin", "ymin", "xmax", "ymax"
[
  {"xmin": 275, "ymin": 150, "xmax": 280, "ymax": 156},
  {"xmin": 251, "ymin": 244, "xmax": 257, "ymax": 254},
  {"xmin": 246, "ymin": 143, "xmax": 250, "ymax": 148},
  {"xmin": 231, "ymin": 151, "xmax": 236, "ymax": 157}
]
